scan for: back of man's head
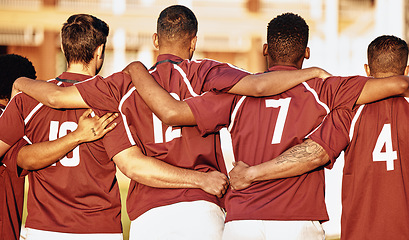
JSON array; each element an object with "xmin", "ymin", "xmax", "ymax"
[
  {"xmin": 157, "ymin": 5, "xmax": 198, "ymax": 47},
  {"xmin": 367, "ymin": 35, "xmax": 408, "ymax": 76},
  {"xmin": 61, "ymin": 14, "xmax": 109, "ymax": 66},
  {"xmin": 0, "ymin": 54, "xmax": 36, "ymax": 101},
  {"xmin": 267, "ymin": 13, "xmax": 309, "ymax": 64}
]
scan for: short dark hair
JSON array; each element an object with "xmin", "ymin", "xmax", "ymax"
[
  {"xmin": 157, "ymin": 5, "xmax": 198, "ymax": 45},
  {"xmin": 367, "ymin": 35, "xmax": 408, "ymax": 75},
  {"xmin": 61, "ymin": 14, "xmax": 109, "ymax": 66},
  {"xmin": 0, "ymin": 54, "xmax": 36, "ymax": 100},
  {"xmin": 267, "ymin": 13, "xmax": 309, "ymax": 64}
]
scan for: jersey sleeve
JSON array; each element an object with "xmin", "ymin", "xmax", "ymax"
[
  {"xmin": 101, "ymin": 116, "xmax": 135, "ymax": 159},
  {"xmin": 309, "ymin": 108, "xmax": 353, "ymax": 169},
  {"xmin": 0, "ymin": 94, "xmax": 27, "ymax": 146},
  {"xmin": 75, "ymin": 73, "xmax": 133, "ymax": 112},
  {"xmin": 185, "ymin": 91, "xmax": 237, "ymax": 136},
  {"xmin": 200, "ymin": 62, "xmax": 250, "ymax": 92},
  {"xmin": 317, "ymin": 76, "xmax": 368, "ymax": 111}
]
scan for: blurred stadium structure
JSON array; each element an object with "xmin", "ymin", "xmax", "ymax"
[{"xmin": 1, "ymin": 0, "xmax": 407, "ymax": 239}]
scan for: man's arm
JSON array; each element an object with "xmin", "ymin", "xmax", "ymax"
[
  {"xmin": 229, "ymin": 139, "xmax": 329, "ymax": 190},
  {"xmin": 12, "ymin": 77, "xmax": 88, "ymax": 108},
  {"xmin": 356, "ymin": 75, "xmax": 409, "ymax": 104},
  {"xmin": 17, "ymin": 109, "xmax": 118, "ymax": 170},
  {"xmin": 227, "ymin": 67, "xmax": 331, "ymax": 96},
  {"xmin": 124, "ymin": 61, "xmax": 196, "ymax": 126},
  {"xmin": 125, "ymin": 62, "xmax": 331, "ymax": 125},
  {"xmin": 113, "ymin": 146, "xmax": 229, "ymax": 198}
]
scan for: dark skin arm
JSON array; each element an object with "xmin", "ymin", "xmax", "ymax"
[
  {"xmin": 113, "ymin": 146, "xmax": 229, "ymax": 198},
  {"xmin": 125, "ymin": 61, "xmax": 409, "ymax": 126}
]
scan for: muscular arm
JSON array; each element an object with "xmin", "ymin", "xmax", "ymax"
[
  {"xmin": 17, "ymin": 110, "xmax": 118, "ymax": 170},
  {"xmin": 356, "ymin": 75, "xmax": 409, "ymax": 104},
  {"xmin": 113, "ymin": 146, "xmax": 229, "ymax": 198},
  {"xmin": 228, "ymin": 67, "xmax": 331, "ymax": 96},
  {"xmin": 12, "ymin": 77, "xmax": 88, "ymax": 108},
  {"xmin": 125, "ymin": 62, "xmax": 330, "ymax": 126},
  {"xmin": 229, "ymin": 139, "xmax": 330, "ymax": 190}
]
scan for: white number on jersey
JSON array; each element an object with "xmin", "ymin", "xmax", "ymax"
[
  {"xmin": 265, "ymin": 98, "xmax": 291, "ymax": 144},
  {"xmin": 49, "ymin": 120, "xmax": 80, "ymax": 167},
  {"xmin": 372, "ymin": 124, "xmax": 397, "ymax": 171},
  {"xmin": 153, "ymin": 93, "xmax": 182, "ymax": 143}
]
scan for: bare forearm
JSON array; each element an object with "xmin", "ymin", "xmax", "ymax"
[
  {"xmin": 126, "ymin": 62, "xmax": 196, "ymax": 125},
  {"xmin": 228, "ymin": 67, "xmax": 329, "ymax": 97},
  {"xmin": 250, "ymin": 139, "xmax": 329, "ymax": 181},
  {"xmin": 114, "ymin": 146, "xmax": 203, "ymax": 188},
  {"xmin": 114, "ymin": 146, "xmax": 228, "ymax": 197},
  {"xmin": 17, "ymin": 133, "xmax": 81, "ymax": 170},
  {"xmin": 356, "ymin": 75, "xmax": 409, "ymax": 104},
  {"xmin": 13, "ymin": 77, "xmax": 88, "ymax": 108}
]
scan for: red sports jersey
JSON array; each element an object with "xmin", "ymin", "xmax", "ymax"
[
  {"xmin": 0, "ymin": 103, "xmax": 25, "ymax": 240},
  {"xmin": 0, "ymin": 72, "xmax": 129, "ymax": 234},
  {"xmin": 75, "ymin": 54, "xmax": 249, "ymax": 220},
  {"xmin": 185, "ymin": 65, "xmax": 368, "ymax": 222},
  {"xmin": 316, "ymin": 97, "xmax": 409, "ymax": 239}
]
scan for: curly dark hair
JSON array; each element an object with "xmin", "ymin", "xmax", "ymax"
[
  {"xmin": 157, "ymin": 5, "xmax": 198, "ymax": 46},
  {"xmin": 267, "ymin": 13, "xmax": 309, "ymax": 64},
  {"xmin": 367, "ymin": 35, "xmax": 408, "ymax": 75},
  {"xmin": 0, "ymin": 54, "xmax": 36, "ymax": 100}
]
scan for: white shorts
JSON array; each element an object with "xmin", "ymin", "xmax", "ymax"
[
  {"xmin": 222, "ymin": 220, "xmax": 325, "ymax": 240},
  {"xmin": 20, "ymin": 227, "xmax": 123, "ymax": 240},
  {"xmin": 129, "ymin": 200, "xmax": 225, "ymax": 240}
]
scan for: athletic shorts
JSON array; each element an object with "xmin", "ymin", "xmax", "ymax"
[
  {"xmin": 129, "ymin": 200, "xmax": 225, "ymax": 240},
  {"xmin": 223, "ymin": 220, "xmax": 325, "ymax": 240}
]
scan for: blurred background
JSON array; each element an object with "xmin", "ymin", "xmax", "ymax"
[{"xmin": 1, "ymin": 0, "xmax": 407, "ymax": 239}]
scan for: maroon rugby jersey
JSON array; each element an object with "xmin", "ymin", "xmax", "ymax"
[
  {"xmin": 75, "ymin": 54, "xmax": 250, "ymax": 220},
  {"xmin": 185, "ymin": 65, "xmax": 368, "ymax": 222},
  {"xmin": 0, "ymin": 72, "xmax": 128, "ymax": 234},
  {"xmin": 0, "ymin": 105, "xmax": 25, "ymax": 240},
  {"xmin": 316, "ymin": 97, "xmax": 409, "ymax": 240}
]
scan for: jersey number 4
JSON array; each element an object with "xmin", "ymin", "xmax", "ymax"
[
  {"xmin": 372, "ymin": 124, "xmax": 397, "ymax": 171},
  {"xmin": 49, "ymin": 121, "xmax": 80, "ymax": 167}
]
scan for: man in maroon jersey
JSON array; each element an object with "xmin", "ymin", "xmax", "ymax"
[
  {"xmin": 309, "ymin": 35, "xmax": 409, "ymax": 240},
  {"xmin": 123, "ymin": 13, "xmax": 409, "ymax": 240},
  {"xmin": 1, "ymin": 13, "xmax": 231, "ymax": 240},
  {"xmin": 11, "ymin": 6, "xmax": 333, "ymax": 240},
  {"xmin": 0, "ymin": 54, "xmax": 36, "ymax": 240}
]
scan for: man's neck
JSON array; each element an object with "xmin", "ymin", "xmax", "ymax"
[
  {"xmin": 66, "ymin": 62, "xmax": 95, "ymax": 76},
  {"xmin": 158, "ymin": 47, "xmax": 191, "ymax": 60}
]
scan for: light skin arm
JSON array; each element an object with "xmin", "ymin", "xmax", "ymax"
[
  {"xmin": 356, "ymin": 75, "xmax": 409, "ymax": 104},
  {"xmin": 12, "ymin": 77, "xmax": 88, "ymax": 108},
  {"xmin": 229, "ymin": 139, "xmax": 329, "ymax": 190},
  {"xmin": 16, "ymin": 109, "xmax": 118, "ymax": 170},
  {"xmin": 113, "ymin": 146, "xmax": 229, "ymax": 198}
]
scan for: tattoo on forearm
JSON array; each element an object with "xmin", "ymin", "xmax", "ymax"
[
  {"xmin": 275, "ymin": 140, "xmax": 326, "ymax": 165},
  {"xmin": 91, "ymin": 128, "xmax": 96, "ymax": 136}
]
